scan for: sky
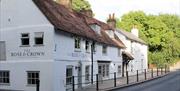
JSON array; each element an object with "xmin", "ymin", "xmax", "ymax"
[{"xmin": 87, "ymin": 0, "xmax": 180, "ymax": 22}]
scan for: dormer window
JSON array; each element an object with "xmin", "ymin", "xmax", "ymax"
[
  {"xmin": 34, "ymin": 32, "xmax": 44, "ymax": 45},
  {"xmin": 106, "ymin": 30, "xmax": 114, "ymax": 38},
  {"xmin": 21, "ymin": 33, "xmax": 30, "ymax": 46},
  {"xmin": 74, "ymin": 37, "xmax": 81, "ymax": 51},
  {"xmin": 90, "ymin": 24, "xmax": 101, "ymax": 35}
]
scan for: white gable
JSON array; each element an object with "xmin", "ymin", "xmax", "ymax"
[{"xmin": 0, "ymin": 0, "xmax": 52, "ymax": 30}]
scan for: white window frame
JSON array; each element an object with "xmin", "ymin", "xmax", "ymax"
[
  {"xmin": 85, "ymin": 65, "xmax": 90, "ymax": 82},
  {"xmin": 66, "ymin": 66, "xmax": 73, "ymax": 85},
  {"xmin": 0, "ymin": 71, "xmax": 10, "ymax": 85},
  {"xmin": 74, "ymin": 37, "xmax": 81, "ymax": 51},
  {"xmin": 98, "ymin": 63, "xmax": 110, "ymax": 78},
  {"xmin": 34, "ymin": 32, "xmax": 44, "ymax": 46},
  {"xmin": 27, "ymin": 71, "xmax": 40, "ymax": 85},
  {"xmin": 21, "ymin": 33, "xmax": 30, "ymax": 46}
]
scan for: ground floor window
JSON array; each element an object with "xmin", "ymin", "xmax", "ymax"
[
  {"xmin": 27, "ymin": 71, "xmax": 39, "ymax": 85},
  {"xmin": 98, "ymin": 63, "xmax": 110, "ymax": 78},
  {"xmin": 0, "ymin": 71, "xmax": 10, "ymax": 84},
  {"xmin": 85, "ymin": 65, "xmax": 90, "ymax": 82},
  {"xmin": 66, "ymin": 66, "xmax": 73, "ymax": 85}
]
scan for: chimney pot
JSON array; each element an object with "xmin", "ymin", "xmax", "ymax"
[{"xmin": 107, "ymin": 13, "xmax": 116, "ymax": 28}]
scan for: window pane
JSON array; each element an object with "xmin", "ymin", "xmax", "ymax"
[
  {"xmin": 21, "ymin": 38, "xmax": 29, "ymax": 45},
  {"xmin": 35, "ymin": 38, "xmax": 43, "ymax": 45},
  {"xmin": 35, "ymin": 32, "xmax": 43, "ymax": 38},
  {"xmin": 32, "ymin": 73, "xmax": 35, "ymax": 78},
  {"xmin": 22, "ymin": 34, "xmax": 29, "ymax": 37},
  {"xmin": 0, "ymin": 71, "xmax": 9, "ymax": 84},
  {"xmin": 28, "ymin": 79, "xmax": 32, "ymax": 84},
  {"xmin": 27, "ymin": 72, "xmax": 39, "ymax": 85},
  {"xmin": 0, "ymin": 78, "xmax": 3, "ymax": 83},
  {"xmin": 32, "ymin": 79, "xmax": 35, "ymax": 84},
  {"xmin": 0, "ymin": 72, "xmax": 2, "ymax": 77},
  {"xmin": 36, "ymin": 73, "xmax": 39, "ymax": 78}
]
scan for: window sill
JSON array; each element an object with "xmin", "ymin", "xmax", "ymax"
[
  {"xmin": 26, "ymin": 84, "xmax": 37, "ymax": 87},
  {"xmin": 20, "ymin": 45, "xmax": 30, "ymax": 47},
  {"xmin": 74, "ymin": 49, "xmax": 81, "ymax": 52},
  {"xmin": 33, "ymin": 44, "xmax": 44, "ymax": 47},
  {"xmin": 0, "ymin": 83, "xmax": 10, "ymax": 86},
  {"xmin": 102, "ymin": 54, "xmax": 107, "ymax": 56}
]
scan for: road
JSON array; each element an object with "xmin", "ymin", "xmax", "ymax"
[{"xmin": 113, "ymin": 70, "xmax": 180, "ymax": 91}]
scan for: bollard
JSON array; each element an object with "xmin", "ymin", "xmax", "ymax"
[
  {"xmin": 114, "ymin": 72, "xmax": 116, "ymax": 87},
  {"xmin": 72, "ymin": 76, "xmax": 75, "ymax": 91},
  {"xmin": 151, "ymin": 69, "xmax": 153, "ymax": 78},
  {"xmin": 96, "ymin": 74, "xmax": 99, "ymax": 91},
  {"xmin": 165, "ymin": 66, "xmax": 167, "ymax": 74},
  {"xmin": 157, "ymin": 68, "xmax": 159, "ymax": 76},
  {"xmin": 126, "ymin": 71, "xmax": 129, "ymax": 84},
  {"xmin": 144, "ymin": 69, "xmax": 147, "ymax": 80},
  {"xmin": 137, "ymin": 70, "xmax": 139, "ymax": 82},
  {"xmin": 36, "ymin": 79, "xmax": 40, "ymax": 91}
]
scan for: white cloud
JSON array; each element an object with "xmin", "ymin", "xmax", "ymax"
[{"xmin": 87, "ymin": 0, "xmax": 180, "ymax": 21}]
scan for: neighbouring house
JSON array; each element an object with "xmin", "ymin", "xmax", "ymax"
[
  {"xmin": 0, "ymin": 0, "xmax": 126, "ymax": 91},
  {"xmin": 106, "ymin": 14, "xmax": 148, "ymax": 76}
]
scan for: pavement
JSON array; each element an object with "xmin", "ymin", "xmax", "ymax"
[
  {"xmin": 112, "ymin": 69, "xmax": 180, "ymax": 91},
  {"xmin": 76, "ymin": 69, "xmax": 167, "ymax": 91}
]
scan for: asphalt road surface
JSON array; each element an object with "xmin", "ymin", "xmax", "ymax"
[{"xmin": 113, "ymin": 70, "xmax": 180, "ymax": 91}]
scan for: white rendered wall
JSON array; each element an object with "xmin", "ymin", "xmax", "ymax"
[
  {"xmin": 115, "ymin": 30, "xmax": 148, "ymax": 75},
  {"xmin": 0, "ymin": 0, "xmax": 54, "ymax": 91},
  {"xmin": 0, "ymin": 61, "xmax": 54, "ymax": 91}
]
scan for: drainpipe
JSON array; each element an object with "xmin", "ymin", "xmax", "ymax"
[{"xmin": 91, "ymin": 41, "xmax": 95, "ymax": 84}]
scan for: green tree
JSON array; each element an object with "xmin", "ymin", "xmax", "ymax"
[
  {"xmin": 117, "ymin": 11, "xmax": 180, "ymax": 67},
  {"xmin": 72, "ymin": 0, "xmax": 91, "ymax": 11}
]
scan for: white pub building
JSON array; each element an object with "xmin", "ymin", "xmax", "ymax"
[{"xmin": 0, "ymin": 0, "xmax": 148, "ymax": 91}]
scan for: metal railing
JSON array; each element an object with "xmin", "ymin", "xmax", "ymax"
[{"xmin": 66, "ymin": 67, "xmax": 170, "ymax": 91}]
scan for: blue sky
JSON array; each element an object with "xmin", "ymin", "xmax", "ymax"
[{"xmin": 87, "ymin": 0, "xmax": 180, "ymax": 22}]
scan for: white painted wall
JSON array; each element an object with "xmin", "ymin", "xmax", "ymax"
[
  {"xmin": 0, "ymin": 0, "xmax": 124, "ymax": 91},
  {"xmin": 54, "ymin": 31, "xmax": 123, "ymax": 90},
  {"xmin": 0, "ymin": 0, "xmax": 55, "ymax": 91},
  {"xmin": 115, "ymin": 30, "xmax": 148, "ymax": 75},
  {"xmin": 0, "ymin": 61, "xmax": 54, "ymax": 91}
]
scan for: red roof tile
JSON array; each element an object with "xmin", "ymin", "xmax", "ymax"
[{"xmin": 33, "ymin": 0, "xmax": 125, "ymax": 48}]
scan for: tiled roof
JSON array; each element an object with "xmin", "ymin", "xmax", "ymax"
[
  {"xmin": 80, "ymin": 14, "xmax": 125, "ymax": 48},
  {"xmin": 116, "ymin": 29, "xmax": 147, "ymax": 45},
  {"xmin": 33, "ymin": 0, "xmax": 126, "ymax": 48}
]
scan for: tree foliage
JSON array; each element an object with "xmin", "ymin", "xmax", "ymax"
[
  {"xmin": 117, "ymin": 11, "xmax": 180, "ymax": 67},
  {"xmin": 72, "ymin": 0, "xmax": 91, "ymax": 11}
]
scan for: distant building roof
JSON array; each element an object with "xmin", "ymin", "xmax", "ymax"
[
  {"xmin": 116, "ymin": 29, "xmax": 147, "ymax": 45},
  {"xmin": 33, "ymin": 0, "xmax": 125, "ymax": 48}
]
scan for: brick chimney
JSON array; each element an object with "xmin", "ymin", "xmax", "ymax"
[
  {"xmin": 80, "ymin": 9, "xmax": 93, "ymax": 17},
  {"xmin": 107, "ymin": 13, "xmax": 116, "ymax": 29},
  {"xmin": 56, "ymin": 0, "xmax": 72, "ymax": 9}
]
